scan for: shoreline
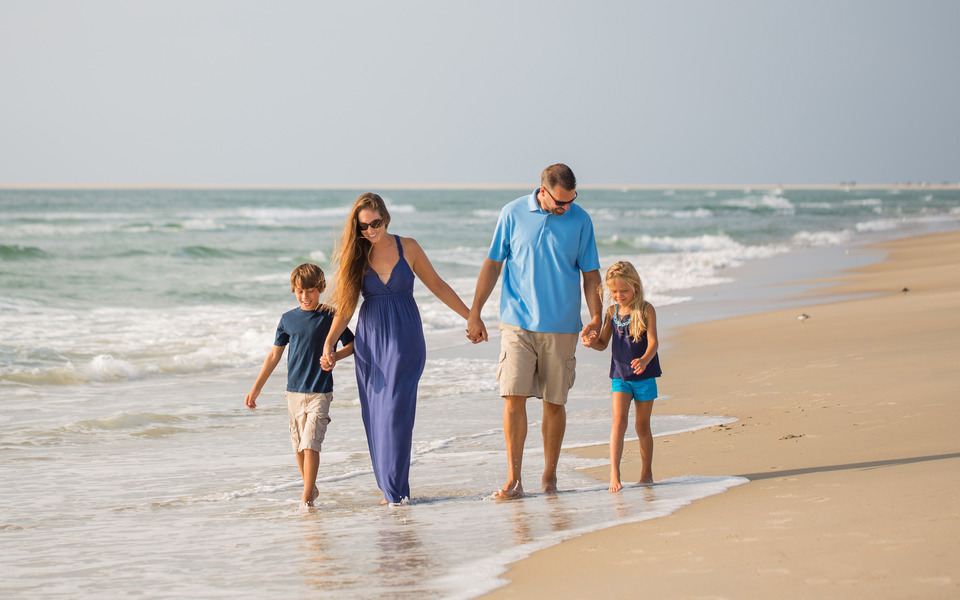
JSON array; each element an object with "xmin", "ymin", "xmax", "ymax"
[{"xmin": 480, "ymin": 229, "xmax": 960, "ymax": 599}]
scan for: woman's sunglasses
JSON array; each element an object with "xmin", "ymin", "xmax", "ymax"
[{"xmin": 358, "ymin": 218, "xmax": 384, "ymax": 231}]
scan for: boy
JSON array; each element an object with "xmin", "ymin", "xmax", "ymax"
[{"xmin": 245, "ymin": 263, "xmax": 354, "ymax": 507}]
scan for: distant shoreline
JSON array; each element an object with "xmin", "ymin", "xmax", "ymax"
[{"xmin": 1, "ymin": 182, "xmax": 957, "ymax": 191}]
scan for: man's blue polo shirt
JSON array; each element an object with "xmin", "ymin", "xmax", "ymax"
[{"xmin": 488, "ymin": 189, "xmax": 600, "ymax": 334}]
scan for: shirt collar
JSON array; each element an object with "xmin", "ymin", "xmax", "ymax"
[{"xmin": 527, "ymin": 188, "xmax": 544, "ymax": 212}]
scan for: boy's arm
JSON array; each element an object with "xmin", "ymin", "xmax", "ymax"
[
  {"xmin": 334, "ymin": 341, "xmax": 355, "ymax": 362},
  {"xmin": 245, "ymin": 345, "xmax": 284, "ymax": 409}
]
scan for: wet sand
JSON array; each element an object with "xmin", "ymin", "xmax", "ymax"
[{"xmin": 481, "ymin": 229, "xmax": 960, "ymax": 599}]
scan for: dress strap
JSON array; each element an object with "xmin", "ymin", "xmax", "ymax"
[{"xmin": 394, "ymin": 235, "xmax": 404, "ymax": 257}]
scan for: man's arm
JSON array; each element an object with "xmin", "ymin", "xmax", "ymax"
[
  {"xmin": 580, "ymin": 269, "xmax": 603, "ymax": 344},
  {"xmin": 466, "ymin": 258, "xmax": 503, "ymax": 343}
]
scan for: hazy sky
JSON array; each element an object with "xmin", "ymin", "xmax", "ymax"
[{"xmin": 2, "ymin": 0, "xmax": 958, "ymax": 186}]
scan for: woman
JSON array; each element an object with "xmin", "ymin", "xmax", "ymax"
[{"xmin": 322, "ymin": 192, "xmax": 473, "ymax": 504}]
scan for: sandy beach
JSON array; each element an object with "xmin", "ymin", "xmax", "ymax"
[{"xmin": 482, "ymin": 229, "xmax": 960, "ymax": 599}]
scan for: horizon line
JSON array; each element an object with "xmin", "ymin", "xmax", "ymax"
[{"xmin": 1, "ymin": 182, "xmax": 957, "ymax": 191}]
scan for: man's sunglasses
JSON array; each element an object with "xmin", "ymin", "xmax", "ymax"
[{"xmin": 543, "ymin": 187, "xmax": 577, "ymax": 207}]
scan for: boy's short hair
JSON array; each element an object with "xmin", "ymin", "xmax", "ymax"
[{"xmin": 290, "ymin": 263, "xmax": 326, "ymax": 292}]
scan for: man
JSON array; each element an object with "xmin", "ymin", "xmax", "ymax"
[{"xmin": 467, "ymin": 163, "xmax": 602, "ymax": 498}]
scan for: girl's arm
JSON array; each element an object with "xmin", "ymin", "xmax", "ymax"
[
  {"xmin": 404, "ymin": 237, "xmax": 471, "ymax": 320},
  {"xmin": 245, "ymin": 345, "xmax": 284, "ymax": 409},
  {"xmin": 583, "ymin": 307, "xmax": 614, "ymax": 351},
  {"xmin": 631, "ymin": 304, "xmax": 659, "ymax": 374}
]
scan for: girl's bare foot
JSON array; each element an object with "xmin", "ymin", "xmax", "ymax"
[{"xmin": 609, "ymin": 479, "xmax": 623, "ymax": 493}]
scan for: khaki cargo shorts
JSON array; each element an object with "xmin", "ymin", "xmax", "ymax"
[
  {"xmin": 497, "ymin": 322, "xmax": 577, "ymax": 405},
  {"xmin": 285, "ymin": 391, "xmax": 333, "ymax": 453}
]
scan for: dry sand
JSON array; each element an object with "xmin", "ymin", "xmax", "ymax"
[{"xmin": 481, "ymin": 230, "xmax": 960, "ymax": 599}]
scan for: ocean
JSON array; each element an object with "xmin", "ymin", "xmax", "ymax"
[{"xmin": 2, "ymin": 186, "xmax": 958, "ymax": 598}]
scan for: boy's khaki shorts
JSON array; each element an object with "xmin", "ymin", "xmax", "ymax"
[
  {"xmin": 285, "ymin": 391, "xmax": 332, "ymax": 453},
  {"xmin": 497, "ymin": 322, "xmax": 577, "ymax": 405}
]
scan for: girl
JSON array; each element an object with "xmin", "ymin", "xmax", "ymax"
[{"xmin": 583, "ymin": 261, "xmax": 661, "ymax": 492}]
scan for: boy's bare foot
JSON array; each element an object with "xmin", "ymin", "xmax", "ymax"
[
  {"xmin": 493, "ymin": 480, "xmax": 524, "ymax": 499},
  {"xmin": 609, "ymin": 479, "xmax": 623, "ymax": 493},
  {"xmin": 301, "ymin": 485, "xmax": 320, "ymax": 507}
]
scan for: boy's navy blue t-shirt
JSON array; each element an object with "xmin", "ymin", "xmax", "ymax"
[{"xmin": 274, "ymin": 305, "xmax": 354, "ymax": 393}]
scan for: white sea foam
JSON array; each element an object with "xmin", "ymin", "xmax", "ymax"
[
  {"xmin": 85, "ymin": 354, "xmax": 145, "ymax": 380},
  {"xmin": 845, "ymin": 198, "xmax": 884, "ymax": 207},
  {"xmin": 856, "ymin": 218, "xmax": 901, "ymax": 232},
  {"xmin": 237, "ymin": 206, "xmax": 351, "ymax": 222},
  {"xmin": 0, "ymin": 301, "xmax": 275, "ymax": 383},
  {"xmin": 723, "ymin": 194, "xmax": 796, "ymax": 213},
  {"xmin": 182, "ymin": 218, "xmax": 226, "ymax": 230},
  {"xmin": 308, "ymin": 250, "xmax": 329, "ymax": 262},
  {"xmin": 671, "ymin": 208, "xmax": 713, "ymax": 218},
  {"xmin": 792, "ymin": 229, "xmax": 854, "ymax": 246}
]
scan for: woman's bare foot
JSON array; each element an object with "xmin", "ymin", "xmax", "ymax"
[{"xmin": 493, "ymin": 480, "xmax": 524, "ymax": 499}]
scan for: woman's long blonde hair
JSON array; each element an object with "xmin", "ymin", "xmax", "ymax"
[
  {"xmin": 601, "ymin": 261, "xmax": 649, "ymax": 342},
  {"xmin": 328, "ymin": 192, "xmax": 391, "ymax": 318}
]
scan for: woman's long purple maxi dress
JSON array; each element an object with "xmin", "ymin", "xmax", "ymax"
[{"xmin": 354, "ymin": 235, "xmax": 426, "ymax": 503}]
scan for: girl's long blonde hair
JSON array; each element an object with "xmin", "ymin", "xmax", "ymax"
[
  {"xmin": 328, "ymin": 192, "xmax": 392, "ymax": 318},
  {"xmin": 601, "ymin": 261, "xmax": 649, "ymax": 342}
]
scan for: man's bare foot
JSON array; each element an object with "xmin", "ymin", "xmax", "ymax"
[
  {"xmin": 639, "ymin": 471, "xmax": 654, "ymax": 485},
  {"xmin": 541, "ymin": 474, "xmax": 558, "ymax": 494},
  {"xmin": 493, "ymin": 480, "xmax": 524, "ymax": 499},
  {"xmin": 609, "ymin": 479, "xmax": 623, "ymax": 493}
]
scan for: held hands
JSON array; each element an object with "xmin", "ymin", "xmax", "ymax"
[
  {"xmin": 320, "ymin": 346, "xmax": 337, "ymax": 371},
  {"xmin": 580, "ymin": 328, "xmax": 598, "ymax": 347},
  {"xmin": 466, "ymin": 313, "xmax": 488, "ymax": 344},
  {"xmin": 580, "ymin": 320, "xmax": 600, "ymax": 347}
]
